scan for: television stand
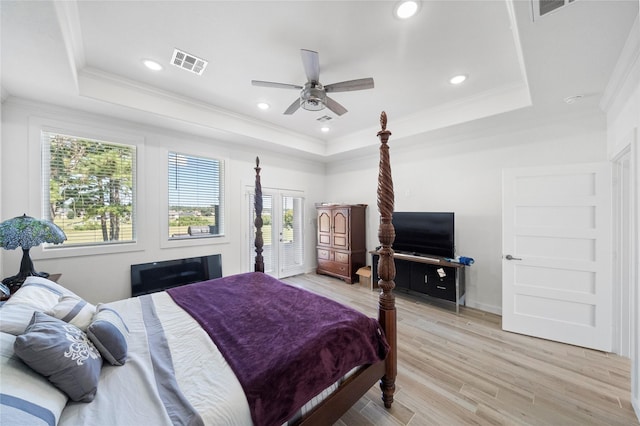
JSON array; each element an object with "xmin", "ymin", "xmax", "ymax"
[{"xmin": 370, "ymin": 251, "xmax": 466, "ymax": 314}]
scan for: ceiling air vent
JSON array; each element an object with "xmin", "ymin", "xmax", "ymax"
[
  {"xmin": 532, "ymin": 0, "xmax": 577, "ymax": 20},
  {"xmin": 316, "ymin": 115, "xmax": 333, "ymax": 122},
  {"xmin": 171, "ymin": 48, "xmax": 208, "ymax": 76}
]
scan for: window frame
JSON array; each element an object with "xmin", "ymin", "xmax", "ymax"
[{"xmin": 28, "ymin": 117, "xmax": 145, "ymax": 260}]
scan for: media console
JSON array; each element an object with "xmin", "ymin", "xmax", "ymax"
[{"xmin": 370, "ymin": 251, "xmax": 466, "ymax": 313}]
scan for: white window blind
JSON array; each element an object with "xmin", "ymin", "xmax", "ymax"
[
  {"xmin": 42, "ymin": 131, "xmax": 136, "ymax": 247},
  {"xmin": 168, "ymin": 152, "xmax": 225, "ymax": 239}
]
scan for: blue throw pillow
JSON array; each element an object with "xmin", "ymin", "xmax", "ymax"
[{"xmin": 86, "ymin": 304, "xmax": 129, "ymax": 366}]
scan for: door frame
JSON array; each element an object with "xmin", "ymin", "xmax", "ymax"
[
  {"xmin": 615, "ymin": 129, "xmax": 639, "ymax": 418},
  {"xmin": 612, "ymin": 145, "xmax": 634, "ymax": 357},
  {"xmin": 244, "ymin": 184, "xmax": 305, "ymax": 278}
]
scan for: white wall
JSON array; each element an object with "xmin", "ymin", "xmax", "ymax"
[
  {"xmin": 0, "ymin": 98, "xmax": 326, "ymax": 303},
  {"xmin": 0, "ymin": 99, "xmax": 612, "ymax": 315},
  {"xmin": 325, "ymin": 110, "xmax": 608, "ymax": 314},
  {"xmin": 601, "ymin": 12, "xmax": 639, "ymax": 420}
]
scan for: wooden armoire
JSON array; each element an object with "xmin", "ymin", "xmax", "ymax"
[{"xmin": 315, "ymin": 204, "xmax": 367, "ymax": 284}]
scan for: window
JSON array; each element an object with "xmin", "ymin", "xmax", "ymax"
[
  {"xmin": 168, "ymin": 152, "xmax": 225, "ymax": 240},
  {"xmin": 42, "ymin": 132, "xmax": 136, "ymax": 247}
]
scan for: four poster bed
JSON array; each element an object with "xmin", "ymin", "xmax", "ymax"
[{"xmin": 0, "ymin": 113, "xmax": 397, "ymax": 426}]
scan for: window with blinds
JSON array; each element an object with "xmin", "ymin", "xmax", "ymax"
[
  {"xmin": 42, "ymin": 131, "xmax": 136, "ymax": 247},
  {"xmin": 168, "ymin": 152, "xmax": 225, "ymax": 239}
]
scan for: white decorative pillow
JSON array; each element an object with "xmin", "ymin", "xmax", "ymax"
[
  {"xmin": 47, "ymin": 295, "xmax": 96, "ymax": 331},
  {"xmin": 14, "ymin": 312, "xmax": 102, "ymax": 402},
  {"xmin": 4, "ymin": 276, "xmax": 77, "ymax": 312},
  {"xmin": 0, "ymin": 331, "xmax": 68, "ymax": 426},
  {"xmin": 87, "ymin": 304, "xmax": 129, "ymax": 366}
]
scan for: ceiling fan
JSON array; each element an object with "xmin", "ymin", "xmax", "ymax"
[{"xmin": 251, "ymin": 49, "xmax": 374, "ymax": 116}]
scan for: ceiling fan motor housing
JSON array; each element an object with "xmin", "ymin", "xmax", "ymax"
[{"xmin": 301, "ymin": 82, "xmax": 326, "ymax": 111}]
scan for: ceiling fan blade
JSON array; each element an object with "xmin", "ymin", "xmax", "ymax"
[
  {"xmin": 325, "ymin": 77, "xmax": 374, "ymax": 93},
  {"xmin": 251, "ymin": 80, "xmax": 302, "ymax": 90},
  {"xmin": 300, "ymin": 49, "xmax": 320, "ymax": 83},
  {"xmin": 325, "ymin": 96, "xmax": 348, "ymax": 116},
  {"xmin": 283, "ymin": 98, "xmax": 301, "ymax": 115}
]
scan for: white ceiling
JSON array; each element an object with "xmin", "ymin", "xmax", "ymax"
[{"xmin": 1, "ymin": 0, "xmax": 637, "ymax": 161}]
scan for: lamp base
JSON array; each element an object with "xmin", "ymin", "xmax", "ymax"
[{"xmin": 2, "ymin": 247, "xmax": 49, "ymax": 293}]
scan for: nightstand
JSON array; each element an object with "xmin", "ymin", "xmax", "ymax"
[{"xmin": 47, "ymin": 273, "xmax": 62, "ymax": 283}]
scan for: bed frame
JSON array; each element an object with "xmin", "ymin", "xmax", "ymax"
[{"xmin": 252, "ymin": 111, "xmax": 397, "ymax": 424}]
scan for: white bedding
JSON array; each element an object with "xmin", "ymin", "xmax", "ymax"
[
  {"xmin": 1, "ymin": 277, "xmax": 354, "ymax": 426},
  {"xmin": 59, "ymin": 292, "xmax": 253, "ymax": 426}
]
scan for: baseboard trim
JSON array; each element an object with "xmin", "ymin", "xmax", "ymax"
[{"xmin": 466, "ymin": 300, "xmax": 502, "ymax": 316}]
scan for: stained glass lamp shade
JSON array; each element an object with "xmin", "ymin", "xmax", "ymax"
[{"xmin": 0, "ymin": 214, "xmax": 67, "ymax": 288}]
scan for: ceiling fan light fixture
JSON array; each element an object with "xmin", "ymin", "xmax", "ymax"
[
  {"xmin": 301, "ymin": 84, "xmax": 327, "ymax": 112},
  {"xmin": 395, "ymin": 1, "xmax": 420, "ymax": 19},
  {"xmin": 301, "ymin": 99, "xmax": 325, "ymax": 111}
]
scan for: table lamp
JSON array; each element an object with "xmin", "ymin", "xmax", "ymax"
[{"xmin": 0, "ymin": 214, "xmax": 67, "ymax": 291}]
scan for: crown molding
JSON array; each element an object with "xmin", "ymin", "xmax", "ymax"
[
  {"xmin": 600, "ymin": 15, "xmax": 639, "ymax": 114},
  {"xmin": 77, "ymin": 67, "xmax": 328, "ymax": 157},
  {"xmin": 326, "ymin": 80, "xmax": 532, "ymax": 156}
]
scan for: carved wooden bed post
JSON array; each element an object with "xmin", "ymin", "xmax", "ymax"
[
  {"xmin": 254, "ymin": 157, "xmax": 265, "ymax": 273},
  {"xmin": 376, "ymin": 111, "xmax": 397, "ymax": 408}
]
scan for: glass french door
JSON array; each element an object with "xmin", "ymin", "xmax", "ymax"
[{"xmin": 247, "ymin": 190, "xmax": 305, "ymax": 278}]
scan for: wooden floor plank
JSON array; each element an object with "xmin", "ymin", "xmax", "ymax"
[{"xmin": 283, "ymin": 273, "xmax": 640, "ymax": 426}]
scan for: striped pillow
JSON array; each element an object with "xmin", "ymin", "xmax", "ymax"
[
  {"xmin": 47, "ymin": 296, "xmax": 96, "ymax": 331},
  {"xmin": 2, "ymin": 277, "xmax": 81, "ymax": 335},
  {"xmin": 0, "ymin": 332, "xmax": 68, "ymax": 426},
  {"xmin": 87, "ymin": 304, "xmax": 129, "ymax": 366},
  {"xmin": 4, "ymin": 277, "xmax": 76, "ymax": 312}
]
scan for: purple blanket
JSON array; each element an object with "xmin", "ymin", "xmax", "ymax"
[{"xmin": 167, "ymin": 272, "xmax": 388, "ymax": 426}]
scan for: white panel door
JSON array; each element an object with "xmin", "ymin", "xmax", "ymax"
[{"xmin": 502, "ymin": 163, "xmax": 612, "ymax": 351}]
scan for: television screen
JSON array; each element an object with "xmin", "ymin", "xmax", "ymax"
[
  {"xmin": 131, "ymin": 254, "xmax": 222, "ymax": 296},
  {"xmin": 392, "ymin": 212, "xmax": 454, "ymax": 258}
]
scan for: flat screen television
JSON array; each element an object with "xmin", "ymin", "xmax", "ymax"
[
  {"xmin": 131, "ymin": 254, "xmax": 222, "ymax": 297},
  {"xmin": 392, "ymin": 212, "xmax": 455, "ymax": 258}
]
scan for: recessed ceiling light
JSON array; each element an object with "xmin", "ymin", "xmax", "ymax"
[
  {"xmin": 320, "ymin": 126, "xmax": 330, "ymax": 133},
  {"xmin": 449, "ymin": 74, "xmax": 467, "ymax": 85},
  {"xmin": 257, "ymin": 102, "xmax": 270, "ymax": 110},
  {"xmin": 395, "ymin": 1, "xmax": 420, "ymax": 19},
  {"xmin": 143, "ymin": 59, "xmax": 163, "ymax": 71}
]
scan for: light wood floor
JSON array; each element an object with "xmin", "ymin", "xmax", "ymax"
[{"xmin": 283, "ymin": 273, "xmax": 639, "ymax": 426}]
